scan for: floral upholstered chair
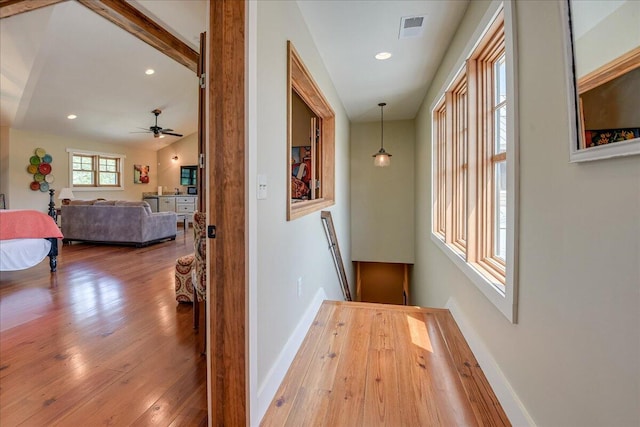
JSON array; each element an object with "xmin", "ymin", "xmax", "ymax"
[
  {"xmin": 191, "ymin": 211, "xmax": 207, "ymax": 330},
  {"xmin": 174, "ymin": 253, "xmax": 195, "ymax": 303},
  {"xmin": 174, "ymin": 211, "xmax": 206, "ymax": 330}
]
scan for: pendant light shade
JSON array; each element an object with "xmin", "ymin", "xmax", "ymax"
[{"xmin": 372, "ymin": 102, "xmax": 392, "ymax": 167}]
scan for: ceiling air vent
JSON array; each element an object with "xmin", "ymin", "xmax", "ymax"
[{"xmin": 399, "ymin": 15, "xmax": 426, "ymax": 39}]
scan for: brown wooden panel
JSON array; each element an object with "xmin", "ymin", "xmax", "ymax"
[
  {"xmin": 208, "ymin": 0, "xmax": 246, "ymax": 425},
  {"xmin": 357, "ymin": 261, "xmax": 406, "ymax": 305}
]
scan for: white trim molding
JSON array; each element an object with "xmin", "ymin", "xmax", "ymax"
[
  {"xmin": 446, "ymin": 298, "xmax": 535, "ymax": 427},
  {"xmin": 255, "ymin": 287, "xmax": 327, "ymax": 424}
]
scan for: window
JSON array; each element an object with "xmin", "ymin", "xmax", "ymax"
[
  {"xmin": 287, "ymin": 41, "xmax": 335, "ymax": 220},
  {"xmin": 180, "ymin": 165, "xmax": 197, "ymax": 186},
  {"xmin": 431, "ymin": 2, "xmax": 518, "ymax": 322},
  {"xmin": 67, "ymin": 149, "xmax": 125, "ymax": 190}
]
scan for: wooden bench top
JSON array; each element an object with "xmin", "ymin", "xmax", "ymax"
[{"xmin": 261, "ymin": 300, "xmax": 510, "ymax": 426}]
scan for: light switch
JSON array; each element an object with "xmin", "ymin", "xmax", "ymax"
[{"xmin": 257, "ymin": 174, "xmax": 267, "ymax": 200}]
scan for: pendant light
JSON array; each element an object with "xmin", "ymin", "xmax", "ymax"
[{"xmin": 372, "ymin": 102, "xmax": 392, "ymax": 167}]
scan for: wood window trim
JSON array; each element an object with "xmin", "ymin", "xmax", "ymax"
[
  {"xmin": 451, "ymin": 72, "xmax": 468, "ymax": 253},
  {"xmin": 432, "ymin": 99, "xmax": 447, "ymax": 239},
  {"xmin": 577, "ymin": 46, "xmax": 640, "ymax": 95},
  {"xmin": 287, "ymin": 41, "xmax": 335, "ymax": 221},
  {"xmin": 67, "ymin": 149, "xmax": 125, "ymax": 190},
  {"xmin": 430, "ymin": 3, "xmax": 518, "ymax": 322}
]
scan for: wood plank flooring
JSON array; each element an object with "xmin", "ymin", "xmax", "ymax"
[
  {"xmin": 261, "ymin": 301, "xmax": 510, "ymax": 427},
  {"xmin": 0, "ymin": 229, "xmax": 207, "ymax": 426}
]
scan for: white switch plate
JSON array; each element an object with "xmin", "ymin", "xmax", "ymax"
[
  {"xmin": 257, "ymin": 174, "xmax": 267, "ymax": 200},
  {"xmin": 297, "ymin": 277, "xmax": 302, "ymax": 297}
]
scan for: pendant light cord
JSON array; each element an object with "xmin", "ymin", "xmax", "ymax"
[{"xmin": 379, "ymin": 102, "xmax": 386, "ymax": 151}]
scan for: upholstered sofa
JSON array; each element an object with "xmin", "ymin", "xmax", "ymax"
[{"xmin": 62, "ymin": 200, "xmax": 177, "ymax": 246}]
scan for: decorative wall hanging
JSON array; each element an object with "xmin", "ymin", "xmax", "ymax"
[
  {"xmin": 27, "ymin": 147, "xmax": 53, "ymax": 192},
  {"xmin": 133, "ymin": 164, "xmax": 150, "ymax": 184}
]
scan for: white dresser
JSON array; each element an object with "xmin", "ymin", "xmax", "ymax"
[{"xmin": 156, "ymin": 195, "xmax": 197, "ymax": 225}]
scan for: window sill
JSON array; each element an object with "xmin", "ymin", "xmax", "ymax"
[
  {"xmin": 288, "ymin": 198, "xmax": 334, "ymax": 221},
  {"xmin": 431, "ymin": 232, "xmax": 514, "ymax": 322}
]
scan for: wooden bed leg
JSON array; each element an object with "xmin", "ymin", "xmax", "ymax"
[{"xmin": 46, "ymin": 237, "xmax": 59, "ymax": 272}]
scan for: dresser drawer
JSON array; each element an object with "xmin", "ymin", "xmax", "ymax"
[
  {"xmin": 176, "ymin": 197, "xmax": 195, "ymax": 204},
  {"xmin": 176, "ymin": 204, "xmax": 195, "ymax": 213}
]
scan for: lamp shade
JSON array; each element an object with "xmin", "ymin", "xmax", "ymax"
[
  {"xmin": 373, "ymin": 148, "xmax": 391, "ymax": 167},
  {"xmin": 58, "ymin": 188, "xmax": 75, "ymax": 200}
]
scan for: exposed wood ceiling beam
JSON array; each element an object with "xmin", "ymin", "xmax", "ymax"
[
  {"xmin": 76, "ymin": 0, "xmax": 198, "ymax": 73},
  {"xmin": 1, "ymin": 0, "xmax": 198, "ymax": 73},
  {"xmin": 0, "ymin": 0, "xmax": 67, "ymax": 18}
]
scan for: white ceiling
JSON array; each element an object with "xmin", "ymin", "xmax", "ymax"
[
  {"xmin": 297, "ymin": 0, "xmax": 469, "ymax": 122},
  {"xmin": 0, "ymin": 0, "xmax": 204, "ymax": 151},
  {"xmin": 0, "ymin": 0, "xmax": 469, "ymax": 150}
]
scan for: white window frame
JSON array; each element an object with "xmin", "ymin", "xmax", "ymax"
[
  {"xmin": 67, "ymin": 148, "xmax": 126, "ymax": 191},
  {"xmin": 430, "ymin": 0, "xmax": 519, "ymax": 323}
]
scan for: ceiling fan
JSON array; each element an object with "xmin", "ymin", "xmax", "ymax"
[{"xmin": 137, "ymin": 109, "xmax": 183, "ymax": 138}]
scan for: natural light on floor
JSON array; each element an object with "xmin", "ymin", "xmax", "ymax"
[{"xmin": 406, "ymin": 314, "xmax": 433, "ymax": 353}]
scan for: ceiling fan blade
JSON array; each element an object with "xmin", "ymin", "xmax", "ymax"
[
  {"xmin": 161, "ymin": 131, "xmax": 183, "ymax": 137},
  {"xmin": 130, "ymin": 131, "xmax": 152, "ymax": 134},
  {"xmin": 162, "ymin": 128, "xmax": 174, "ymax": 132}
]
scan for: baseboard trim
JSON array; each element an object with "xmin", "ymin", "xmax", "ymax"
[
  {"xmin": 256, "ymin": 287, "xmax": 327, "ymax": 424},
  {"xmin": 445, "ymin": 298, "xmax": 535, "ymax": 426}
]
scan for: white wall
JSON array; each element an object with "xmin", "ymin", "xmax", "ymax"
[
  {"xmin": 350, "ymin": 119, "xmax": 415, "ymax": 263},
  {"xmin": 414, "ymin": 1, "xmax": 640, "ymax": 426},
  {"xmin": 6, "ymin": 128, "xmax": 157, "ymax": 211},
  {"xmin": 253, "ymin": 0, "xmax": 352, "ymax": 422}
]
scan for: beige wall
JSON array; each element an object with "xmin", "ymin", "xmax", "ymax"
[
  {"xmin": 350, "ymin": 119, "xmax": 415, "ymax": 263},
  {"xmin": 6, "ymin": 128, "xmax": 158, "ymax": 211},
  {"xmin": 157, "ymin": 132, "xmax": 198, "ymax": 193},
  {"xmin": 414, "ymin": 1, "xmax": 640, "ymax": 426},
  {"xmin": 0, "ymin": 126, "xmax": 9, "ymax": 204},
  {"xmin": 581, "ymin": 68, "xmax": 640, "ymax": 130},
  {"xmin": 574, "ymin": 0, "xmax": 640, "ymax": 78},
  {"xmin": 255, "ymin": 0, "xmax": 351, "ymax": 406}
]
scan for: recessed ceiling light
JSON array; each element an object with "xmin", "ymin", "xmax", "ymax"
[
  {"xmin": 67, "ymin": 114, "xmax": 77, "ymax": 120},
  {"xmin": 145, "ymin": 69, "xmax": 155, "ymax": 75},
  {"xmin": 375, "ymin": 52, "xmax": 392, "ymax": 60}
]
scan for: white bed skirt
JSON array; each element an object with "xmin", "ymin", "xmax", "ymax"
[{"xmin": 0, "ymin": 239, "xmax": 51, "ymax": 271}]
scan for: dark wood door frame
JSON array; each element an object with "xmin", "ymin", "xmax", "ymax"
[{"xmin": 208, "ymin": 0, "xmax": 247, "ymax": 424}]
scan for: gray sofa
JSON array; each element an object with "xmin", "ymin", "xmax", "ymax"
[{"xmin": 62, "ymin": 200, "xmax": 177, "ymax": 246}]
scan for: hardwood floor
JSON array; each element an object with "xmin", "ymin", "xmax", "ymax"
[
  {"xmin": 261, "ymin": 301, "xmax": 510, "ymax": 427},
  {"xmin": 0, "ymin": 229, "xmax": 207, "ymax": 426}
]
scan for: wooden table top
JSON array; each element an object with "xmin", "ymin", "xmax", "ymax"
[{"xmin": 261, "ymin": 300, "xmax": 510, "ymax": 426}]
